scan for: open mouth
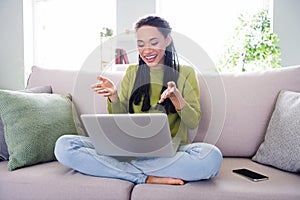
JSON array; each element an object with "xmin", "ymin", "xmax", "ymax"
[{"xmin": 144, "ymin": 54, "xmax": 157, "ymax": 62}]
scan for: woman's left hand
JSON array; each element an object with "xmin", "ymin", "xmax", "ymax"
[{"xmin": 158, "ymin": 81, "xmax": 186, "ymax": 110}]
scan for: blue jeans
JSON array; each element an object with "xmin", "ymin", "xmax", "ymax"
[{"xmin": 54, "ymin": 135, "xmax": 223, "ymax": 184}]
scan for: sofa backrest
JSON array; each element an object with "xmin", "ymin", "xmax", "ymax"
[
  {"xmin": 197, "ymin": 66, "xmax": 300, "ymax": 157},
  {"xmin": 27, "ymin": 65, "xmax": 300, "ymax": 157}
]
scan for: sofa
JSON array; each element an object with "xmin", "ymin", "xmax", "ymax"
[{"xmin": 0, "ymin": 65, "xmax": 300, "ymax": 200}]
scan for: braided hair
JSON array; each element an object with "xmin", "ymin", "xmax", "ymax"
[{"xmin": 128, "ymin": 16, "xmax": 180, "ymax": 114}]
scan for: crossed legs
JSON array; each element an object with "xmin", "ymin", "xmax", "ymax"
[{"xmin": 54, "ymin": 135, "xmax": 222, "ymax": 185}]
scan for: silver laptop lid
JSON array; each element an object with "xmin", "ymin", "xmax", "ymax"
[{"xmin": 81, "ymin": 113, "xmax": 178, "ymax": 157}]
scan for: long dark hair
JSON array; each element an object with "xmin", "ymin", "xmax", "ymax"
[{"xmin": 128, "ymin": 16, "xmax": 180, "ymax": 114}]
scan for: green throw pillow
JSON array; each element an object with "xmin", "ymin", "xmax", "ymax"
[{"xmin": 0, "ymin": 89, "xmax": 83, "ymax": 171}]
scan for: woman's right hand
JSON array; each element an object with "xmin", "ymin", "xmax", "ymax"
[{"xmin": 91, "ymin": 75, "xmax": 119, "ymax": 102}]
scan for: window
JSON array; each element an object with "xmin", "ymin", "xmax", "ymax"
[
  {"xmin": 31, "ymin": 0, "xmax": 116, "ymax": 71},
  {"xmin": 156, "ymin": 0, "xmax": 268, "ymax": 65},
  {"xmin": 27, "ymin": 0, "xmax": 269, "ymax": 75}
]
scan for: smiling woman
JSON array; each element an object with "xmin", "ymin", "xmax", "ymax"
[
  {"xmin": 136, "ymin": 25, "xmax": 171, "ymax": 68},
  {"xmin": 54, "ymin": 15, "xmax": 223, "ymax": 185}
]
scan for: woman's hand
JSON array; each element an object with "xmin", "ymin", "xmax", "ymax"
[
  {"xmin": 158, "ymin": 81, "xmax": 186, "ymax": 110},
  {"xmin": 91, "ymin": 75, "xmax": 119, "ymax": 102}
]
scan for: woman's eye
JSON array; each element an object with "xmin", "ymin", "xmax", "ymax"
[
  {"xmin": 137, "ymin": 42, "xmax": 144, "ymax": 48},
  {"xmin": 151, "ymin": 41, "xmax": 158, "ymax": 46},
  {"xmin": 137, "ymin": 40, "xmax": 158, "ymax": 48}
]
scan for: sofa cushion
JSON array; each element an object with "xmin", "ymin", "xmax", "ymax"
[
  {"xmin": 0, "ymin": 90, "xmax": 84, "ymax": 171},
  {"xmin": 0, "ymin": 161, "xmax": 134, "ymax": 200},
  {"xmin": 0, "ymin": 86, "xmax": 52, "ymax": 161},
  {"xmin": 252, "ymin": 90, "xmax": 300, "ymax": 173},
  {"xmin": 196, "ymin": 65, "xmax": 300, "ymax": 157},
  {"xmin": 131, "ymin": 158, "xmax": 300, "ymax": 200}
]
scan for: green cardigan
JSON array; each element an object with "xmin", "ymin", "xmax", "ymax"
[{"xmin": 107, "ymin": 64, "xmax": 201, "ymax": 144}]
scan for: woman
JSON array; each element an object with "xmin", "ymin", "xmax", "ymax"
[{"xmin": 55, "ymin": 16, "xmax": 222, "ymax": 185}]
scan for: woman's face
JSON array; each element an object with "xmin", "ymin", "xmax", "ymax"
[{"xmin": 136, "ymin": 25, "xmax": 171, "ymax": 68}]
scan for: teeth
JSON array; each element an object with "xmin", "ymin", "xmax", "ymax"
[{"xmin": 145, "ymin": 55, "xmax": 156, "ymax": 59}]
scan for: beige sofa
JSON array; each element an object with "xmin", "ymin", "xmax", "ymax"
[{"xmin": 1, "ymin": 65, "xmax": 300, "ymax": 200}]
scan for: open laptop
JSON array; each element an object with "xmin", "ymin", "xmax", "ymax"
[{"xmin": 80, "ymin": 113, "xmax": 180, "ymax": 157}]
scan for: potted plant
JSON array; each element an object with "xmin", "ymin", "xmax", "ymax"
[
  {"xmin": 217, "ymin": 10, "xmax": 281, "ymax": 72},
  {"xmin": 100, "ymin": 27, "xmax": 113, "ymax": 70}
]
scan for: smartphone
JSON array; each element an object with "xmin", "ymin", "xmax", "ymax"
[{"xmin": 232, "ymin": 168, "xmax": 268, "ymax": 182}]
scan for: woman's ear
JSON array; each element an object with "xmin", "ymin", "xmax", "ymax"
[{"xmin": 166, "ymin": 34, "xmax": 172, "ymax": 47}]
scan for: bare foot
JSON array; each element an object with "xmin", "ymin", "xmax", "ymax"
[{"xmin": 146, "ymin": 176, "xmax": 185, "ymax": 185}]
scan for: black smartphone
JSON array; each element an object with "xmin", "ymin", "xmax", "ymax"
[{"xmin": 232, "ymin": 168, "xmax": 268, "ymax": 182}]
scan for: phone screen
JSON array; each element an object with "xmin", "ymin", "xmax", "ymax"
[{"xmin": 232, "ymin": 168, "xmax": 268, "ymax": 182}]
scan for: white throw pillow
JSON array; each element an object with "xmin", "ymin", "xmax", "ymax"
[{"xmin": 252, "ymin": 90, "xmax": 300, "ymax": 173}]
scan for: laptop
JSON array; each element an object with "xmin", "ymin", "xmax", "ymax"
[{"xmin": 80, "ymin": 113, "xmax": 181, "ymax": 157}]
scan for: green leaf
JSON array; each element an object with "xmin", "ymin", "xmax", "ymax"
[{"xmin": 217, "ymin": 9, "xmax": 281, "ymax": 72}]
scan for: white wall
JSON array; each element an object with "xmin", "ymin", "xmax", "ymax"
[
  {"xmin": 0, "ymin": 0, "xmax": 24, "ymax": 90},
  {"xmin": 116, "ymin": 0, "xmax": 156, "ymax": 34},
  {"xmin": 116, "ymin": 0, "xmax": 156, "ymax": 64},
  {"xmin": 273, "ymin": 0, "xmax": 300, "ymax": 67}
]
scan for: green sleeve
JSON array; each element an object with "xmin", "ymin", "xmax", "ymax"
[
  {"xmin": 107, "ymin": 65, "xmax": 137, "ymax": 114},
  {"xmin": 177, "ymin": 66, "xmax": 201, "ymax": 129}
]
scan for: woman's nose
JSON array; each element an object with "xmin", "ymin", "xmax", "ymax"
[{"xmin": 141, "ymin": 46, "xmax": 153, "ymax": 54}]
